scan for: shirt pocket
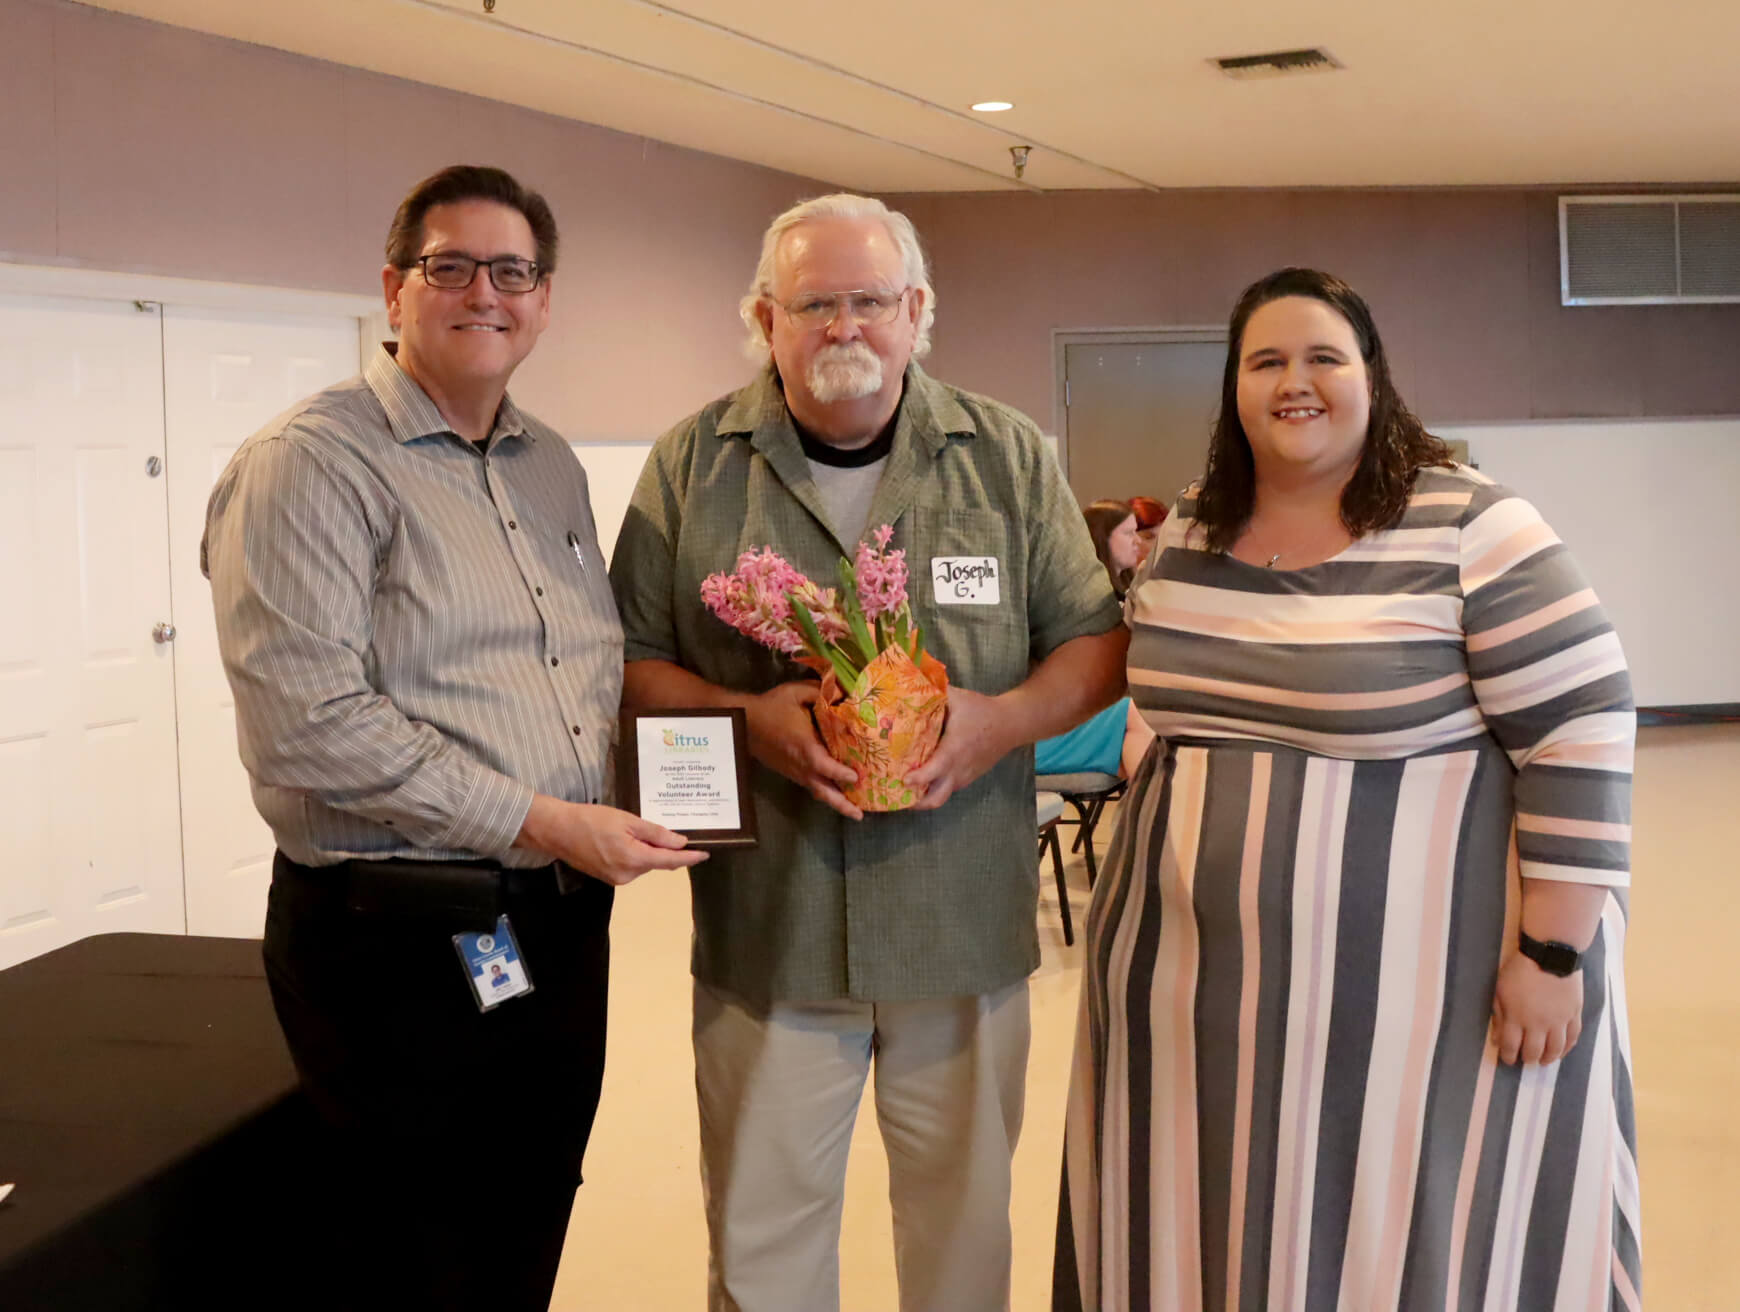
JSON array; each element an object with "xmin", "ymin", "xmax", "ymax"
[{"xmin": 905, "ymin": 506, "xmax": 1027, "ymax": 689}]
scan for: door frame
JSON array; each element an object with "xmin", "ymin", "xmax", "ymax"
[
  {"xmin": 0, "ymin": 262, "xmax": 380, "ymax": 956},
  {"xmin": 1053, "ymin": 326, "xmax": 1225, "ymax": 481},
  {"xmin": 0, "ymin": 261, "xmax": 384, "ymax": 367}
]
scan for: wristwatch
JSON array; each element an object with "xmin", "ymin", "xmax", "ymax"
[{"xmin": 1518, "ymin": 930, "xmax": 1582, "ymax": 977}]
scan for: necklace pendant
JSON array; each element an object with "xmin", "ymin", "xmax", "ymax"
[{"xmin": 1266, "ymin": 552, "xmax": 1281, "ymax": 568}]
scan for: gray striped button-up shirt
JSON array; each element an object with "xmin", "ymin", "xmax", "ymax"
[{"xmin": 203, "ymin": 345, "xmax": 623, "ymax": 868}]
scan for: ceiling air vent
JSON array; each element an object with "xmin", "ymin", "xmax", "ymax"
[
  {"xmin": 1560, "ymin": 195, "xmax": 1740, "ymax": 305},
  {"xmin": 1213, "ymin": 48, "xmax": 1343, "ymax": 81}
]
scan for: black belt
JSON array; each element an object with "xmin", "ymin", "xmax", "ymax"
[{"xmin": 273, "ymin": 852, "xmax": 592, "ymax": 934}]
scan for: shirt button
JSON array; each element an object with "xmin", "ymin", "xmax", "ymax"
[
  {"xmin": 535, "ymin": 586, "xmax": 544, "ymax": 596},
  {"xmin": 508, "ymin": 520, "xmax": 518, "ymax": 530},
  {"xmin": 571, "ymin": 725, "xmax": 582, "ymax": 735},
  {"xmin": 550, "ymin": 657, "xmax": 559, "ymax": 667}
]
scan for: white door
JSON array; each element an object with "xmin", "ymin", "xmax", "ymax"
[
  {"xmin": 162, "ymin": 307, "xmax": 361, "ymax": 939},
  {"xmin": 0, "ymin": 295, "xmax": 185, "ymax": 968}
]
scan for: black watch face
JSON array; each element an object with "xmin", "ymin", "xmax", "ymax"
[{"xmin": 1524, "ymin": 936, "xmax": 1580, "ymax": 976}]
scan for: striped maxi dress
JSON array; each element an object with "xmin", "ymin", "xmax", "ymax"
[{"xmin": 1055, "ymin": 467, "xmax": 1641, "ymax": 1312}]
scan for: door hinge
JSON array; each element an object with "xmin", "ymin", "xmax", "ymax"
[{"xmin": 1064, "ymin": 379, "xmax": 1070, "ymax": 407}]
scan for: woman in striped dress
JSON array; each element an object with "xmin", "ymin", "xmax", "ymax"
[{"xmin": 1055, "ymin": 269, "xmax": 1640, "ymax": 1312}]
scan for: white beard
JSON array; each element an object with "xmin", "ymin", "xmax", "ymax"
[{"xmin": 806, "ymin": 342, "xmax": 884, "ymax": 403}]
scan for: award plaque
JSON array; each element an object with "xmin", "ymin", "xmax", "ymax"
[{"xmin": 617, "ymin": 708, "xmax": 757, "ymax": 849}]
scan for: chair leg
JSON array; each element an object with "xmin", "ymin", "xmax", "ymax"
[
  {"xmin": 1069, "ymin": 797, "xmax": 1092, "ymax": 853},
  {"xmin": 1043, "ymin": 824, "xmax": 1073, "ymax": 946},
  {"xmin": 1080, "ymin": 798, "xmax": 1104, "ymax": 888}
]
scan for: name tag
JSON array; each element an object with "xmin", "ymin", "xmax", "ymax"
[
  {"xmin": 453, "ymin": 914, "xmax": 535, "ymax": 1012},
  {"xmin": 931, "ymin": 556, "xmax": 1001, "ymax": 606}
]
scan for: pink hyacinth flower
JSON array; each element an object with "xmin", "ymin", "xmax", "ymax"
[{"xmin": 852, "ymin": 525, "xmax": 909, "ymax": 621}]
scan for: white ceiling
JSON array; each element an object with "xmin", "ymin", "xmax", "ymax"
[{"xmin": 78, "ymin": 0, "xmax": 1740, "ymax": 192}]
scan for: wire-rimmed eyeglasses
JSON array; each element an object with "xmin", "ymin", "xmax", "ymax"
[
  {"xmin": 768, "ymin": 287, "xmax": 909, "ymax": 330},
  {"xmin": 408, "ymin": 253, "xmax": 545, "ymax": 294}
]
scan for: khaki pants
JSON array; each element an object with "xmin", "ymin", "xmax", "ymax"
[{"xmin": 693, "ymin": 978, "xmax": 1032, "ymax": 1312}]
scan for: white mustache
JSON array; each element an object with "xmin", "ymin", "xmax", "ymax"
[{"xmin": 807, "ymin": 343, "xmax": 883, "ymax": 402}]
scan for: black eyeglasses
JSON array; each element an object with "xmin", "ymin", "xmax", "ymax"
[{"xmin": 408, "ymin": 253, "xmax": 544, "ymax": 294}]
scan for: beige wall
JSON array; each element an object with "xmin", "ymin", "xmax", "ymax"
[
  {"xmin": 0, "ymin": 0, "xmax": 820, "ymax": 442},
  {"xmin": 890, "ymin": 189, "xmax": 1740, "ymax": 431}
]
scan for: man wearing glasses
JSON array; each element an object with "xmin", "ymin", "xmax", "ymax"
[
  {"xmin": 611, "ymin": 194, "xmax": 1127, "ymax": 1311},
  {"xmin": 204, "ymin": 165, "xmax": 702, "ymax": 1310}
]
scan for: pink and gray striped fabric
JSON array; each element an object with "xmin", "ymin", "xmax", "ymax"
[{"xmin": 1057, "ymin": 466, "xmax": 1639, "ymax": 1312}]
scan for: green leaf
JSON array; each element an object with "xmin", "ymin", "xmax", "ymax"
[
  {"xmin": 791, "ymin": 596, "xmax": 861, "ymax": 688},
  {"xmin": 788, "ymin": 595, "xmax": 828, "ymax": 660},
  {"xmin": 836, "ymin": 557, "xmax": 878, "ymax": 665},
  {"xmin": 831, "ymin": 648, "xmax": 863, "ymax": 692}
]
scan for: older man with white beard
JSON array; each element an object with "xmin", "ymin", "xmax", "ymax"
[{"xmin": 609, "ymin": 194, "xmax": 1126, "ymax": 1312}]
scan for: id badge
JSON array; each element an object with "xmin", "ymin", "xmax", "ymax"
[{"xmin": 453, "ymin": 914, "xmax": 534, "ymax": 1012}]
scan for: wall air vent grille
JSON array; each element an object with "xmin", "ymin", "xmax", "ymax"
[
  {"xmin": 1560, "ymin": 195, "xmax": 1740, "ymax": 305},
  {"xmin": 1212, "ymin": 48, "xmax": 1343, "ymax": 81},
  {"xmin": 1679, "ymin": 201, "xmax": 1740, "ymax": 298}
]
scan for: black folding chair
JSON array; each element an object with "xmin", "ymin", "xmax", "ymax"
[
  {"xmin": 1033, "ymin": 771, "xmax": 1124, "ymax": 888},
  {"xmin": 1037, "ymin": 790, "xmax": 1073, "ymax": 946}
]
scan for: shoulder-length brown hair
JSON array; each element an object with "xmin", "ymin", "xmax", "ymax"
[
  {"xmin": 1193, "ymin": 268, "xmax": 1453, "ymax": 553},
  {"xmin": 1083, "ymin": 498, "xmax": 1135, "ymax": 597}
]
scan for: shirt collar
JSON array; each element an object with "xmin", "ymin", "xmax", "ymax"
[
  {"xmin": 715, "ymin": 361, "xmax": 977, "ymax": 456},
  {"xmin": 365, "ymin": 343, "xmax": 532, "ymax": 447}
]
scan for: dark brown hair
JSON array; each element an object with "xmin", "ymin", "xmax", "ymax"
[
  {"xmin": 385, "ymin": 165, "xmax": 559, "ymax": 276},
  {"xmin": 1083, "ymin": 498, "xmax": 1136, "ymax": 597},
  {"xmin": 1193, "ymin": 267, "xmax": 1453, "ymax": 552}
]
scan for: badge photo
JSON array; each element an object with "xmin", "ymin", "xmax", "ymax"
[{"xmin": 453, "ymin": 914, "xmax": 534, "ymax": 1012}]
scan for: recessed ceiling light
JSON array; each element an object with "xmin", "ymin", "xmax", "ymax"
[{"xmin": 971, "ymin": 101, "xmax": 1014, "ymax": 113}]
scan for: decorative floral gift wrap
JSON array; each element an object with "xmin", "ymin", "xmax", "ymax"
[
  {"xmin": 701, "ymin": 526, "xmax": 949, "ymax": 811},
  {"xmin": 813, "ymin": 644, "xmax": 948, "ymax": 811}
]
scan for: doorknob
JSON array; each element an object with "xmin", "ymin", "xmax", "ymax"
[{"xmin": 153, "ymin": 622, "xmax": 177, "ymax": 644}]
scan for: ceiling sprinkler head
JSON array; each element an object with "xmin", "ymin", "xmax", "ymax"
[{"xmin": 1010, "ymin": 145, "xmax": 1031, "ymax": 180}]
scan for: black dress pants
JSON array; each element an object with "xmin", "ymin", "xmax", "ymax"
[{"xmin": 262, "ymin": 853, "xmax": 613, "ymax": 1312}]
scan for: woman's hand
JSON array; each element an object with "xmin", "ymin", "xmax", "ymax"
[{"xmin": 1490, "ymin": 952, "xmax": 1584, "ymax": 1066}]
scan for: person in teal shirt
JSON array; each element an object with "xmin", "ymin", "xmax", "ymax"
[{"xmin": 1036, "ymin": 499, "xmax": 1156, "ymax": 777}]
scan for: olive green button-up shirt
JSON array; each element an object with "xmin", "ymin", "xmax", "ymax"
[{"xmin": 610, "ymin": 364, "xmax": 1120, "ymax": 1006}]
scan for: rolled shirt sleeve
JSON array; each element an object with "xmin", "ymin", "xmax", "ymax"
[
  {"xmin": 1013, "ymin": 416, "xmax": 1124, "ymax": 659},
  {"xmin": 610, "ymin": 425, "xmax": 688, "ymax": 667}
]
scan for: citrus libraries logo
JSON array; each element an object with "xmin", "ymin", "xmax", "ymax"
[{"xmin": 661, "ymin": 729, "xmax": 712, "ymax": 752}]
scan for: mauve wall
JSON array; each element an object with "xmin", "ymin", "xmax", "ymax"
[
  {"xmin": 890, "ymin": 189, "xmax": 1740, "ymax": 431},
  {"xmin": 4, "ymin": 0, "xmax": 1736, "ymax": 441},
  {"xmin": 0, "ymin": 0, "xmax": 819, "ymax": 441}
]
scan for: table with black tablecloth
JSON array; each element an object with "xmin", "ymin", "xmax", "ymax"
[{"xmin": 0, "ymin": 932, "xmax": 315, "ymax": 1308}]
